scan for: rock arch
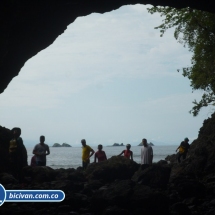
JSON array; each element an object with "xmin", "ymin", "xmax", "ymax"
[{"xmin": 0, "ymin": 0, "xmax": 214, "ymax": 94}]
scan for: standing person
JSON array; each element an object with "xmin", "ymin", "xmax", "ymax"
[
  {"xmin": 30, "ymin": 155, "xmax": 36, "ymax": 167},
  {"xmin": 141, "ymin": 138, "xmax": 153, "ymax": 165},
  {"xmin": 94, "ymin": 144, "xmax": 107, "ymax": 163},
  {"xmin": 176, "ymin": 137, "xmax": 190, "ymax": 163},
  {"xmin": 9, "ymin": 127, "xmax": 28, "ymax": 181},
  {"xmin": 118, "ymin": 144, "xmax": 133, "ymax": 160},
  {"xmin": 81, "ymin": 139, "xmax": 95, "ymax": 169},
  {"xmin": 33, "ymin": 135, "xmax": 50, "ymax": 166}
]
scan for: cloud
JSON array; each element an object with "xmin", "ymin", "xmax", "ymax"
[{"xmin": 0, "ymin": 4, "xmax": 209, "ymax": 146}]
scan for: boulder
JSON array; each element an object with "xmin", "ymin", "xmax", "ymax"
[
  {"xmin": 167, "ymin": 113, "xmax": 215, "ymax": 182},
  {"xmin": 85, "ymin": 156, "xmax": 139, "ymax": 182},
  {"xmin": 0, "ymin": 126, "xmax": 12, "ymax": 172},
  {"xmin": 22, "ymin": 166, "xmax": 57, "ymax": 183},
  {"xmin": 170, "ymin": 176, "xmax": 205, "ymax": 199},
  {"xmin": 132, "ymin": 163, "xmax": 171, "ymax": 188},
  {"xmin": 0, "ymin": 172, "xmax": 18, "ymax": 184},
  {"xmin": 103, "ymin": 206, "xmax": 130, "ymax": 215},
  {"xmin": 130, "ymin": 184, "xmax": 169, "ymax": 215},
  {"xmin": 91, "ymin": 180, "xmax": 135, "ymax": 214}
]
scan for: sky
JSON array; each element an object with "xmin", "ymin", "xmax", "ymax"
[{"xmin": 0, "ymin": 4, "xmax": 213, "ymax": 147}]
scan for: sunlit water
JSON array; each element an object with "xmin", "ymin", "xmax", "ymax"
[{"xmin": 27, "ymin": 145, "xmax": 177, "ymax": 169}]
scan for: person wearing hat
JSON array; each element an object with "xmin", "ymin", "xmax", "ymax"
[
  {"xmin": 118, "ymin": 144, "xmax": 133, "ymax": 160},
  {"xmin": 176, "ymin": 137, "xmax": 190, "ymax": 163}
]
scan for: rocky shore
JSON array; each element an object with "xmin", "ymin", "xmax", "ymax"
[{"xmin": 1, "ymin": 113, "xmax": 215, "ymax": 214}]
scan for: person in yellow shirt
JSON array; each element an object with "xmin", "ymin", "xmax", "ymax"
[{"xmin": 81, "ymin": 139, "xmax": 95, "ymax": 169}]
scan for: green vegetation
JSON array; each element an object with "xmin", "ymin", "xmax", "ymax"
[{"xmin": 147, "ymin": 6, "xmax": 215, "ymax": 116}]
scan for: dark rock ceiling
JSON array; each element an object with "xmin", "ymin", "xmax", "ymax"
[{"xmin": 0, "ymin": 0, "xmax": 214, "ymax": 94}]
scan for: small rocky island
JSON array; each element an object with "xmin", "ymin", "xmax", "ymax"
[
  {"xmin": 52, "ymin": 143, "xmax": 72, "ymax": 147},
  {"xmin": 112, "ymin": 143, "xmax": 124, "ymax": 146},
  {"xmin": 138, "ymin": 142, "xmax": 154, "ymax": 146}
]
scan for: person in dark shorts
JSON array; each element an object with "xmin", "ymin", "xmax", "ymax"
[
  {"xmin": 33, "ymin": 136, "xmax": 50, "ymax": 166},
  {"xmin": 94, "ymin": 144, "xmax": 107, "ymax": 163},
  {"xmin": 176, "ymin": 137, "xmax": 190, "ymax": 163},
  {"xmin": 81, "ymin": 139, "xmax": 95, "ymax": 169},
  {"xmin": 118, "ymin": 144, "xmax": 133, "ymax": 160},
  {"xmin": 9, "ymin": 127, "xmax": 28, "ymax": 181}
]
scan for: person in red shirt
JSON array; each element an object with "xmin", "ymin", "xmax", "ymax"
[
  {"xmin": 118, "ymin": 144, "xmax": 133, "ymax": 160},
  {"xmin": 94, "ymin": 144, "xmax": 107, "ymax": 163}
]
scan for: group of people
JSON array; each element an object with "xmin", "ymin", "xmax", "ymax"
[
  {"xmin": 81, "ymin": 138, "xmax": 154, "ymax": 169},
  {"xmin": 81, "ymin": 137, "xmax": 190, "ymax": 169},
  {"xmin": 8, "ymin": 128, "xmax": 50, "ymax": 181},
  {"xmin": 8, "ymin": 127, "xmax": 190, "ymax": 181}
]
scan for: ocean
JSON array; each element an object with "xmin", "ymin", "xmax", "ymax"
[{"xmin": 27, "ymin": 145, "xmax": 177, "ymax": 169}]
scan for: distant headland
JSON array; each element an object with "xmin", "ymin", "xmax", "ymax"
[{"xmin": 52, "ymin": 143, "xmax": 72, "ymax": 147}]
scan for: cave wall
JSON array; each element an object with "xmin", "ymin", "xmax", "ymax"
[{"xmin": 0, "ymin": 0, "xmax": 214, "ymax": 94}]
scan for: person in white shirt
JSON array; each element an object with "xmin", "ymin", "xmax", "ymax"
[
  {"xmin": 141, "ymin": 138, "xmax": 153, "ymax": 165},
  {"xmin": 33, "ymin": 136, "xmax": 50, "ymax": 166}
]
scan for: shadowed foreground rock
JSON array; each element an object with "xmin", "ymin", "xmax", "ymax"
[
  {"xmin": 85, "ymin": 156, "xmax": 140, "ymax": 182},
  {"xmin": 0, "ymin": 126, "xmax": 12, "ymax": 172},
  {"xmin": 2, "ymin": 113, "xmax": 215, "ymax": 214},
  {"xmin": 132, "ymin": 162, "xmax": 171, "ymax": 188}
]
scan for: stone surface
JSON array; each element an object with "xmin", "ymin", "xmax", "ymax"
[
  {"xmin": 0, "ymin": 126, "xmax": 12, "ymax": 172},
  {"xmin": 1, "ymin": 113, "xmax": 215, "ymax": 214},
  {"xmin": 85, "ymin": 156, "xmax": 139, "ymax": 182},
  {"xmin": 132, "ymin": 163, "xmax": 171, "ymax": 188},
  {"xmin": 22, "ymin": 166, "xmax": 57, "ymax": 183}
]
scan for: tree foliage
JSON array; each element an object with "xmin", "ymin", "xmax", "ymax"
[{"xmin": 147, "ymin": 6, "xmax": 215, "ymax": 116}]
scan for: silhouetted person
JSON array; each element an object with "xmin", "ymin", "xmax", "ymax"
[
  {"xmin": 33, "ymin": 136, "xmax": 50, "ymax": 166},
  {"xmin": 94, "ymin": 144, "xmax": 107, "ymax": 163},
  {"xmin": 81, "ymin": 139, "xmax": 94, "ymax": 169},
  {"xmin": 30, "ymin": 155, "xmax": 36, "ymax": 167},
  {"xmin": 176, "ymin": 137, "xmax": 190, "ymax": 163},
  {"xmin": 9, "ymin": 127, "xmax": 28, "ymax": 181},
  {"xmin": 118, "ymin": 144, "xmax": 133, "ymax": 160},
  {"xmin": 141, "ymin": 138, "xmax": 153, "ymax": 165}
]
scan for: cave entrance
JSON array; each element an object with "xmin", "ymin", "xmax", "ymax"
[{"xmin": 0, "ymin": 4, "xmax": 208, "ymax": 147}]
